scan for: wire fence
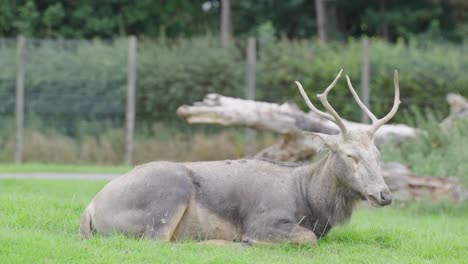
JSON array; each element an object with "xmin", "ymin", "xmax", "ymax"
[
  {"xmin": 0, "ymin": 36, "xmax": 127, "ymax": 131},
  {"xmin": 1, "ymin": 36, "xmax": 255, "ymax": 165},
  {"xmin": 0, "ymin": 35, "xmax": 460, "ymax": 163}
]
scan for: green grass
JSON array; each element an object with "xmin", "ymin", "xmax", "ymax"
[
  {"xmin": 1, "ymin": 179, "xmax": 467, "ymax": 263},
  {"xmin": 0, "ymin": 163, "xmax": 129, "ymax": 174}
]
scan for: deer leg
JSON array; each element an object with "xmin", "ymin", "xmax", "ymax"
[
  {"xmin": 244, "ymin": 222, "xmax": 318, "ymax": 246},
  {"xmin": 285, "ymin": 225, "xmax": 318, "ymax": 245},
  {"xmin": 198, "ymin": 239, "xmax": 273, "ymax": 247},
  {"xmin": 144, "ymin": 202, "xmax": 189, "ymax": 242},
  {"xmin": 198, "ymin": 240, "xmax": 235, "ymax": 246}
]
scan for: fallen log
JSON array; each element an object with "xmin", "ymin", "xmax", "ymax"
[
  {"xmin": 441, "ymin": 93, "xmax": 468, "ymax": 130},
  {"xmin": 382, "ymin": 163, "xmax": 467, "ymax": 202},
  {"xmin": 177, "ymin": 93, "xmax": 467, "ymax": 202},
  {"xmin": 177, "ymin": 94, "xmax": 419, "ymax": 143},
  {"xmin": 177, "ymin": 93, "xmax": 419, "ymax": 160}
]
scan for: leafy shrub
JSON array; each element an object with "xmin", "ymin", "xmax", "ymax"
[
  {"xmin": 0, "ymin": 37, "xmax": 127, "ymax": 135},
  {"xmin": 382, "ymin": 109, "xmax": 468, "ymax": 184},
  {"xmin": 257, "ymin": 39, "xmax": 363, "ymax": 120},
  {"xmin": 137, "ymin": 37, "xmax": 243, "ymax": 125},
  {"xmin": 257, "ymin": 38, "xmax": 468, "ymax": 123},
  {"xmin": 1, "ymin": 36, "xmax": 467, "ymax": 133}
]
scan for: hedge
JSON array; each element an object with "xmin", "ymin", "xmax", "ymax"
[
  {"xmin": 257, "ymin": 38, "xmax": 467, "ymax": 121},
  {"xmin": 0, "ymin": 36, "xmax": 466, "ymax": 135}
]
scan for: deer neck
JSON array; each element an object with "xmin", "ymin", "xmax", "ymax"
[{"xmin": 297, "ymin": 153, "xmax": 360, "ymax": 227}]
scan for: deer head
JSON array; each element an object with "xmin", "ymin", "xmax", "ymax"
[{"xmin": 295, "ymin": 69, "xmax": 400, "ymax": 206}]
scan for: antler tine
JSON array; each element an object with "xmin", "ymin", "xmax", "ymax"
[
  {"xmin": 369, "ymin": 70, "xmax": 401, "ymax": 134},
  {"xmin": 295, "ymin": 81, "xmax": 336, "ymax": 122},
  {"xmin": 316, "ymin": 69, "xmax": 348, "ymax": 133},
  {"xmin": 345, "ymin": 75, "xmax": 378, "ymax": 123},
  {"xmin": 295, "ymin": 69, "xmax": 348, "ymax": 134}
]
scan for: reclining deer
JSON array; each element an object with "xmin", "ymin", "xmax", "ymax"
[{"xmin": 80, "ymin": 70, "xmax": 400, "ymax": 246}]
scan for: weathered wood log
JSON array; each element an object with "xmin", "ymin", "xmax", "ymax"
[
  {"xmin": 177, "ymin": 93, "xmax": 419, "ymax": 161},
  {"xmin": 382, "ymin": 163, "xmax": 467, "ymax": 202},
  {"xmin": 177, "ymin": 93, "xmax": 467, "ymax": 202},
  {"xmin": 177, "ymin": 94, "xmax": 419, "ymax": 141},
  {"xmin": 441, "ymin": 93, "xmax": 468, "ymax": 130}
]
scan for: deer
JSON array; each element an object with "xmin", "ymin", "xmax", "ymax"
[{"xmin": 80, "ymin": 69, "xmax": 400, "ymax": 246}]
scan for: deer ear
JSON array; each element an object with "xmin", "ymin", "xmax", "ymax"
[{"xmin": 301, "ymin": 131, "xmax": 338, "ymax": 151}]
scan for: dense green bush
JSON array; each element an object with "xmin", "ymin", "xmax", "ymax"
[
  {"xmin": 0, "ymin": 38, "xmax": 17, "ymax": 116},
  {"xmin": 382, "ymin": 111, "xmax": 468, "ymax": 184},
  {"xmin": 136, "ymin": 36, "xmax": 468, "ymax": 126},
  {"xmin": 257, "ymin": 38, "xmax": 468, "ymax": 122},
  {"xmin": 137, "ymin": 37, "xmax": 243, "ymax": 125},
  {"xmin": 1, "ymin": 36, "xmax": 467, "ymax": 133},
  {"xmin": 2, "ymin": 36, "xmax": 468, "ymax": 166},
  {"xmin": 257, "ymin": 39, "xmax": 362, "ymax": 120},
  {"xmin": 0, "ymin": 37, "xmax": 127, "ymax": 135}
]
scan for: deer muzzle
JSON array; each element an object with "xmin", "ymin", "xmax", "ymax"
[{"xmin": 366, "ymin": 188, "xmax": 393, "ymax": 207}]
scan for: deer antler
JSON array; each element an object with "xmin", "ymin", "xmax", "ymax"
[
  {"xmin": 295, "ymin": 69, "xmax": 348, "ymax": 134},
  {"xmin": 346, "ymin": 70, "xmax": 401, "ymax": 134}
]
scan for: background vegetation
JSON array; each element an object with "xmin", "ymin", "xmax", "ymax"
[
  {"xmin": 1, "ymin": 0, "xmax": 467, "ymax": 42},
  {"xmin": 0, "ymin": 36, "xmax": 467, "ymax": 170},
  {"xmin": 382, "ymin": 111, "xmax": 468, "ymax": 185},
  {"xmin": 1, "ymin": 36, "xmax": 467, "ymax": 128},
  {"xmin": 0, "ymin": 2, "xmax": 466, "ymax": 186}
]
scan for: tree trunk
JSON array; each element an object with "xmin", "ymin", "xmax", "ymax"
[
  {"xmin": 315, "ymin": 0, "xmax": 327, "ymax": 42},
  {"xmin": 379, "ymin": 0, "xmax": 390, "ymax": 41},
  {"xmin": 220, "ymin": 0, "xmax": 232, "ymax": 47}
]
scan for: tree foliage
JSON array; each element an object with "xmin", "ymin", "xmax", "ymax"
[
  {"xmin": 0, "ymin": 0, "xmax": 467, "ymax": 42},
  {"xmin": 0, "ymin": 0, "xmax": 217, "ymax": 38}
]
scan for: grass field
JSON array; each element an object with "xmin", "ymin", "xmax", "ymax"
[{"xmin": 1, "ymin": 179, "xmax": 467, "ymax": 263}]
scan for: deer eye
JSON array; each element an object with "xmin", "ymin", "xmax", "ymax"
[{"xmin": 347, "ymin": 154, "xmax": 359, "ymax": 163}]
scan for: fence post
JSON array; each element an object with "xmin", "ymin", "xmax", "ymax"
[
  {"xmin": 315, "ymin": 0, "xmax": 327, "ymax": 43},
  {"xmin": 245, "ymin": 37, "xmax": 256, "ymax": 157},
  {"xmin": 361, "ymin": 37, "xmax": 370, "ymax": 124},
  {"xmin": 220, "ymin": 0, "xmax": 232, "ymax": 47},
  {"xmin": 15, "ymin": 35, "xmax": 25, "ymax": 164},
  {"xmin": 126, "ymin": 36, "xmax": 137, "ymax": 166}
]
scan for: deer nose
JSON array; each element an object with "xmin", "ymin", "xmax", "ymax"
[{"xmin": 380, "ymin": 190, "xmax": 393, "ymax": 205}]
